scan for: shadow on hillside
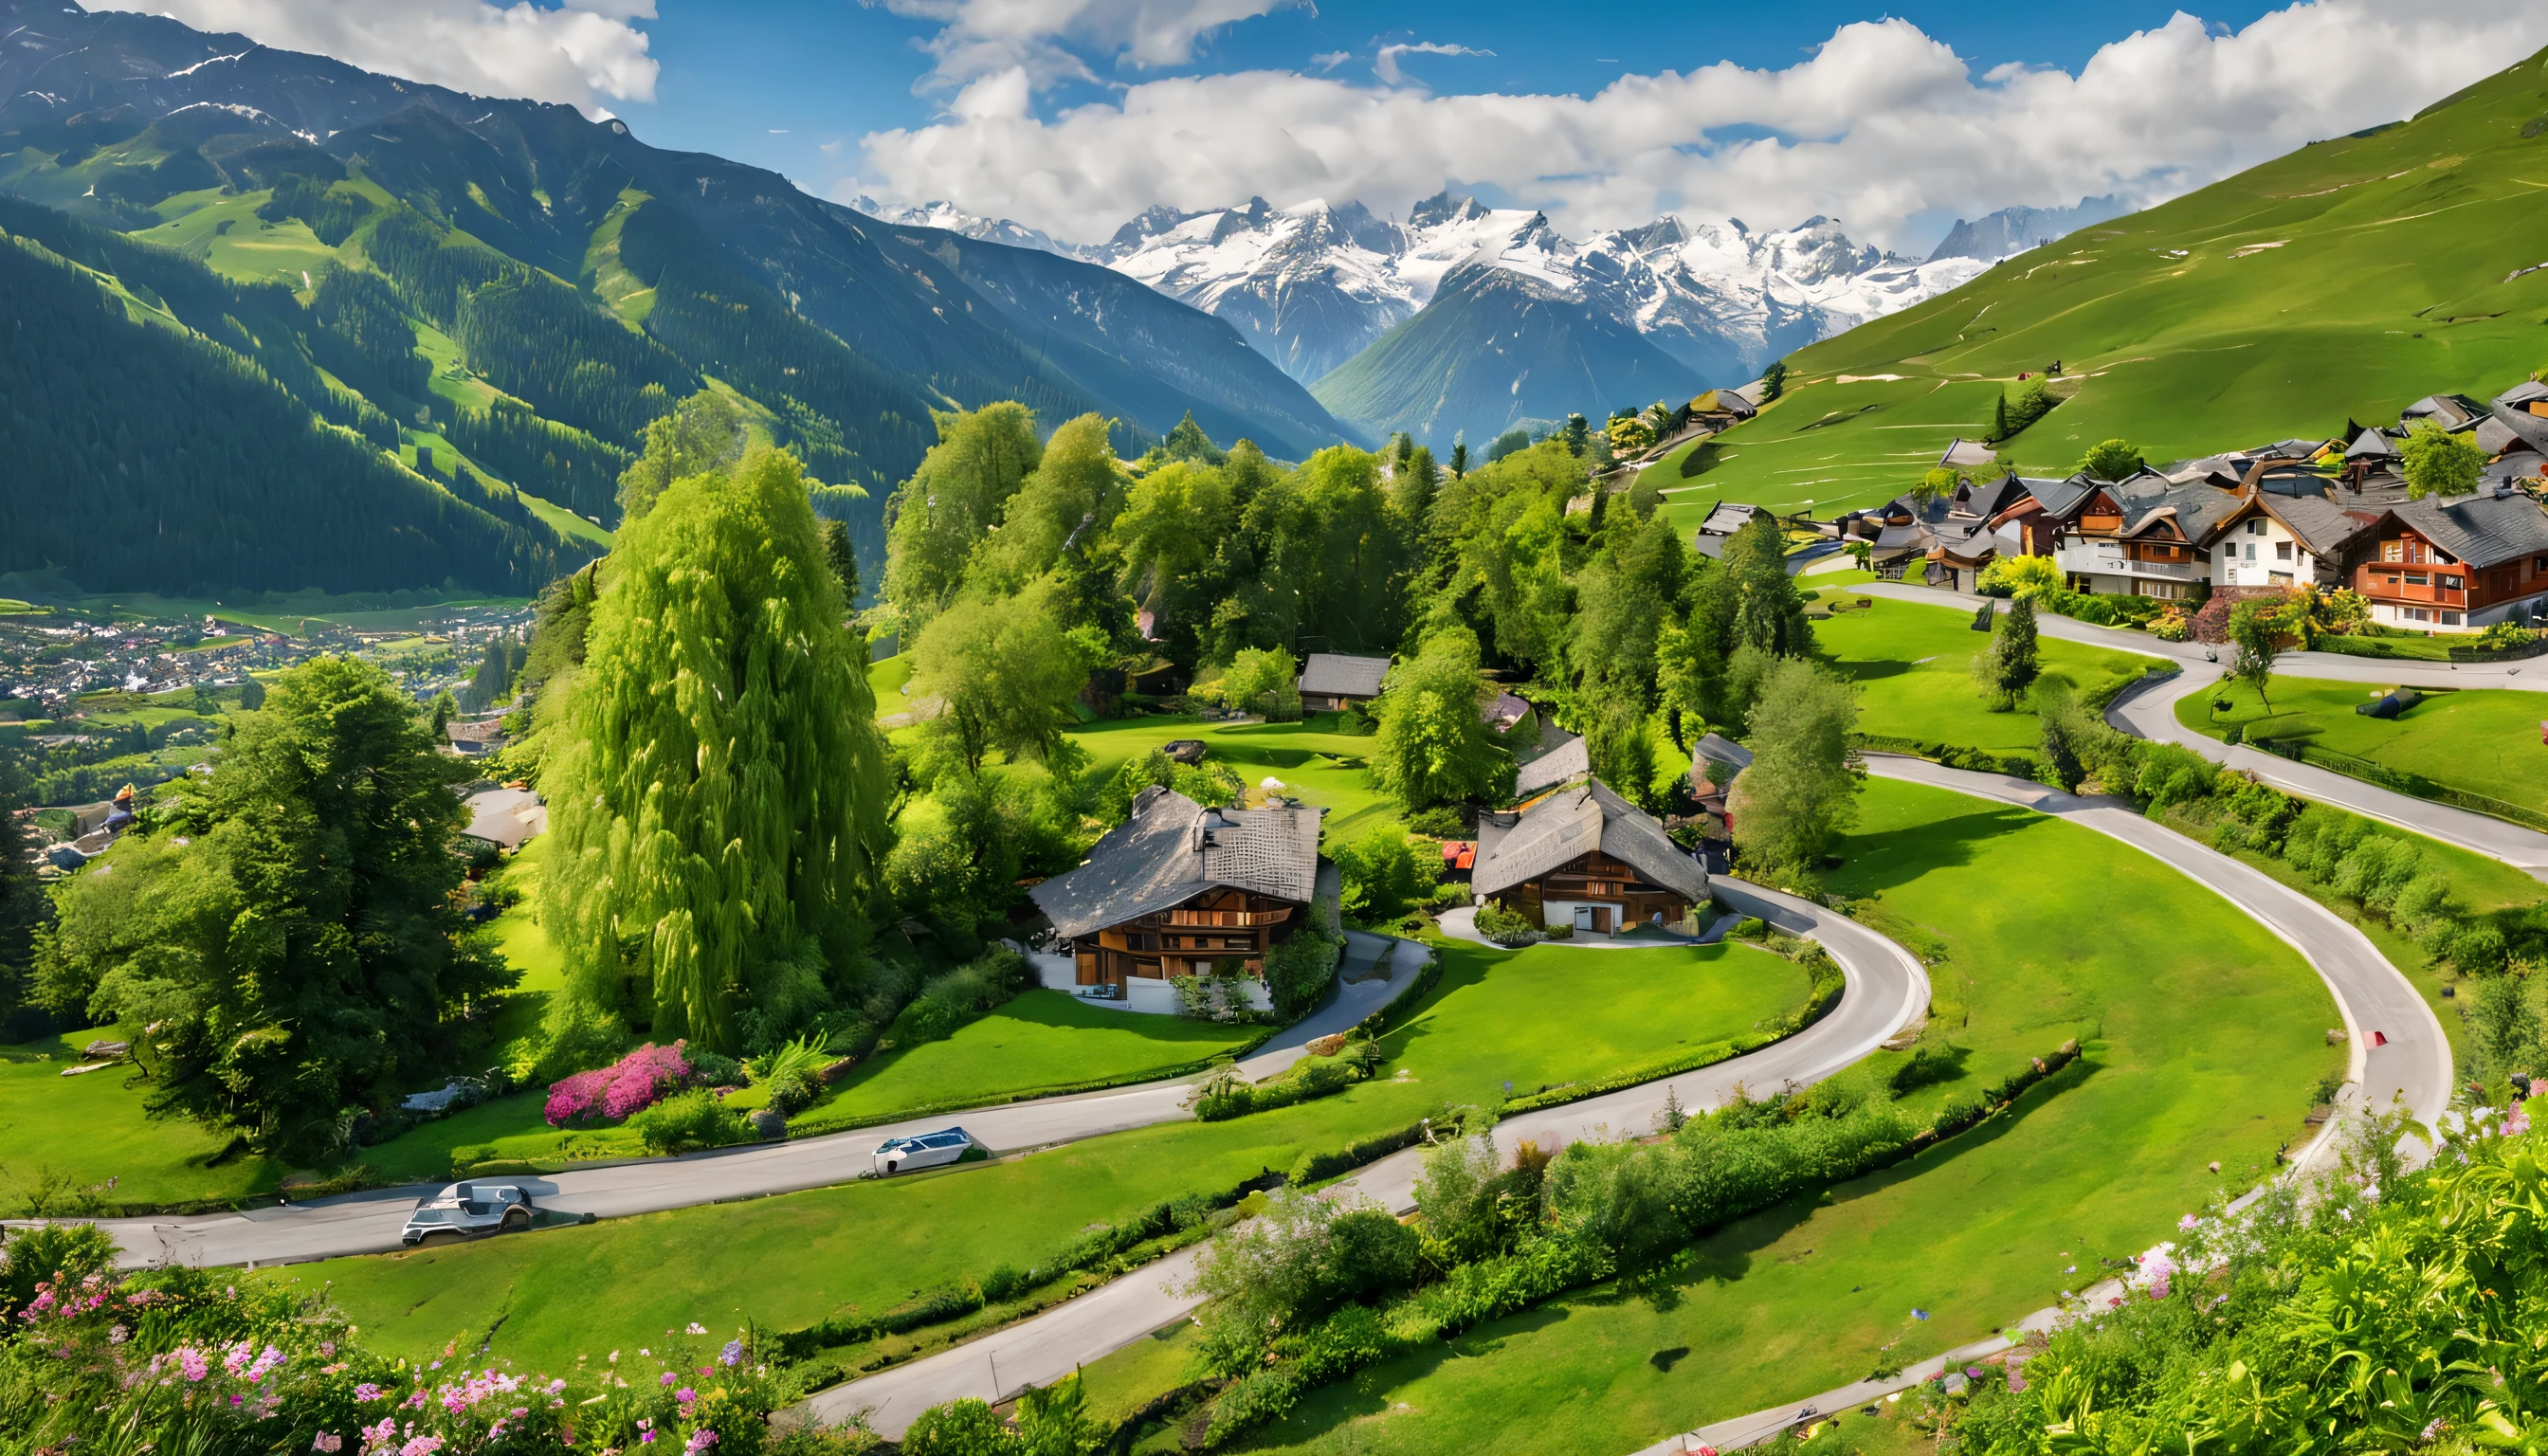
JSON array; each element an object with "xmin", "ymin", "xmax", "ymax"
[{"xmin": 1827, "ymin": 803, "xmax": 2039, "ymax": 895}]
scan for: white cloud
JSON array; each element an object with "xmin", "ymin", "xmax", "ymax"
[
  {"xmin": 853, "ymin": 0, "xmax": 2548, "ymax": 248},
  {"xmin": 1373, "ymin": 41, "xmax": 1492, "ymax": 87},
  {"xmin": 91, "ymin": 0, "xmax": 659, "ymax": 109},
  {"xmin": 872, "ymin": 0, "xmax": 1308, "ymax": 91}
]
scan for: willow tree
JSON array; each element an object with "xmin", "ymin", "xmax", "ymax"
[
  {"xmin": 883, "ymin": 403, "xmax": 1042, "ymax": 631},
  {"xmin": 544, "ymin": 446, "xmax": 891, "ymax": 1052}
]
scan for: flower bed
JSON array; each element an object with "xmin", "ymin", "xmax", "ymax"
[{"xmin": 544, "ymin": 1042, "xmax": 696, "ymax": 1128}]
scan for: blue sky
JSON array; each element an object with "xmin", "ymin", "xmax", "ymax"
[
  {"xmin": 118, "ymin": 1, "xmax": 2548, "ymax": 249},
  {"xmin": 613, "ymin": 0, "xmax": 2283, "ymax": 217}
]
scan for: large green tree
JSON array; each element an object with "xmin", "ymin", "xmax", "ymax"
[
  {"xmin": 616, "ymin": 390, "xmax": 744, "ymax": 520},
  {"xmin": 1371, "ymin": 628, "xmax": 1513, "ymax": 810},
  {"xmin": 967, "ymin": 413, "xmax": 1124, "ymax": 595},
  {"xmin": 0, "ymin": 774, "xmax": 52, "ymax": 1034},
  {"xmin": 36, "ymin": 658, "xmax": 509, "ymax": 1159},
  {"xmin": 883, "ymin": 403, "xmax": 1043, "ymax": 630},
  {"xmin": 544, "ymin": 446, "xmax": 892, "ymax": 1053},
  {"xmin": 1729, "ymin": 659, "xmax": 1862, "ymax": 880},
  {"xmin": 908, "ymin": 584, "xmax": 1106, "ymax": 774},
  {"xmin": 2401, "ymin": 420, "xmax": 2484, "ymax": 500}
]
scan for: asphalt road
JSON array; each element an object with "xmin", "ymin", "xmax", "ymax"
[
  {"xmin": 1852, "ymin": 581, "xmax": 2548, "ymax": 875},
  {"xmin": 1630, "ymin": 757, "xmax": 2454, "ymax": 1454},
  {"xmin": 797, "ymin": 879, "xmax": 1932, "ymax": 1437},
  {"xmin": 75, "ymin": 939, "xmax": 1431, "ymax": 1270}
]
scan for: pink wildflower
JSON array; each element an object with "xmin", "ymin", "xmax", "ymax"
[
  {"xmin": 179, "ymin": 1347, "xmax": 209, "ymax": 1382},
  {"xmin": 314, "ymin": 1434, "xmax": 344, "ymax": 1453}
]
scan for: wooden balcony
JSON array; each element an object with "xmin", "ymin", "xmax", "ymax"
[{"xmin": 1164, "ymin": 908, "xmax": 1291, "ymax": 927}]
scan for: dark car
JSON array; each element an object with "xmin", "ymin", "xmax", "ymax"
[{"xmin": 400, "ymin": 1182, "xmax": 536, "ymax": 1246}]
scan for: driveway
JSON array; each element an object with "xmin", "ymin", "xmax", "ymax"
[
  {"xmin": 797, "ymin": 880, "xmax": 1931, "ymax": 1436},
  {"xmin": 77, "ymin": 941, "xmax": 1432, "ymax": 1270}
]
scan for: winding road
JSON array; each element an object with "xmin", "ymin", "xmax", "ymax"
[
  {"xmin": 76, "ymin": 937, "xmax": 1433, "ymax": 1270},
  {"xmin": 1853, "ymin": 581, "xmax": 2548, "ymax": 875},
  {"xmin": 797, "ymin": 879, "xmax": 1932, "ymax": 1436}
]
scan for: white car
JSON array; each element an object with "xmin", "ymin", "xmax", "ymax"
[
  {"xmin": 400, "ymin": 1182, "xmax": 535, "ymax": 1246},
  {"xmin": 871, "ymin": 1127, "xmax": 975, "ymax": 1176}
]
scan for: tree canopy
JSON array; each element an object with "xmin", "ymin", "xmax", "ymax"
[
  {"xmin": 1729, "ymin": 659, "xmax": 1862, "ymax": 881},
  {"xmin": 2401, "ymin": 420, "xmax": 2484, "ymax": 499},
  {"xmin": 36, "ymin": 657, "xmax": 508, "ymax": 1160},
  {"xmin": 1371, "ymin": 628, "xmax": 1513, "ymax": 811},
  {"xmin": 544, "ymin": 446, "xmax": 892, "ymax": 1053}
]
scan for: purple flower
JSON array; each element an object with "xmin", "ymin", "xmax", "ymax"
[
  {"xmin": 354, "ymin": 1383, "xmax": 384, "ymax": 1402},
  {"xmin": 719, "ymin": 1340, "xmax": 743, "ymax": 1368},
  {"xmin": 2007, "ymin": 1369, "xmax": 2028, "ymax": 1394},
  {"xmin": 2177, "ymin": 1213, "xmax": 2199, "ymax": 1231},
  {"xmin": 661, "ymin": 1372, "xmax": 679, "ymax": 1387}
]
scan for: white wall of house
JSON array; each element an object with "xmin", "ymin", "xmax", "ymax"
[
  {"xmin": 2051, "ymin": 539, "xmax": 2205, "ymax": 599},
  {"xmin": 2213, "ymin": 516, "xmax": 2317, "ymax": 590},
  {"xmin": 1539, "ymin": 898, "xmax": 1627, "ymax": 932},
  {"xmin": 2365, "ymin": 593, "xmax": 2547, "ymax": 633},
  {"xmin": 1039, "ymin": 963, "xmax": 1274, "ymax": 1017}
]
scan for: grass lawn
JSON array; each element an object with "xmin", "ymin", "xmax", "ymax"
[
  {"xmin": 1813, "ymin": 596, "xmax": 2157, "ymax": 757},
  {"xmin": 1068, "ymin": 715, "xmax": 1404, "ymax": 847},
  {"xmin": 0, "ymin": 1022, "xmax": 280, "ymax": 1209},
  {"xmin": 1188, "ymin": 776, "xmax": 2337, "ymax": 1456},
  {"xmin": 280, "ymin": 938, "xmax": 1809, "ymax": 1373},
  {"xmin": 867, "ymin": 652, "xmax": 914, "ymax": 709},
  {"xmin": 805, "ymin": 991, "xmax": 1265, "ymax": 1124},
  {"xmin": 127, "ymin": 189, "xmax": 337, "ymax": 289},
  {"xmin": 2176, "ymin": 675, "xmax": 2548, "ymax": 812}
]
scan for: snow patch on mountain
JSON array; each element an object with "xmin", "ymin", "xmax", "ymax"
[{"xmin": 853, "ymin": 191, "xmax": 2001, "ymax": 390}]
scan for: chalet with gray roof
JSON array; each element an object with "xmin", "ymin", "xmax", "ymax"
[
  {"xmin": 1296, "ymin": 652, "xmax": 1391, "ymax": 712},
  {"xmin": 1472, "ymin": 778, "xmax": 1709, "ymax": 936},
  {"xmin": 1030, "ymin": 786, "xmax": 1331, "ymax": 1004},
  {"xmin": 2348, "ymin": 486, "xmax": 2548, "ymax": 631}
]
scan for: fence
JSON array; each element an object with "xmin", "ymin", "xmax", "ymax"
[{"xmin": 2245, "ymin": 736, "xmax": 2548, "ymax": 832}]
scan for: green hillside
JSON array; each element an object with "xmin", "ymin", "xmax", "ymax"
[{"xmin": 1669, "ymin": 47, "xmax": 2548, "ymax": 521}]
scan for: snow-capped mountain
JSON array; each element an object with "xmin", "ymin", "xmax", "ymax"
[
  {"xmin": 1082, "ymin": 191, "xmax": 1989, "ymax": 391},
  {"xmin": 846, "ymin": 195, "xmax": 1096, "ymax": 261}
]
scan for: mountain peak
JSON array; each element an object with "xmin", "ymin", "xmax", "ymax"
[{"xmin": 1407, "ymin": 189, "xmax": 1486, "ymax": 228}]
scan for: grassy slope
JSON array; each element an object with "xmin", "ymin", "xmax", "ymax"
[
  {"xmin": 1069, "ymin": 715, "xmax": 1403, "ymax": 846},
  {"xmin": 1814, "ymin": 596, "xmax": 2155, "ymax": 755},
  {"xmin": 1211, "ymin": 776, "xmax": 2336, "ymax": 1456},
  {"xmin": 1650, "ymin": 378, "xmax": 2010, "ymax": 531},
  {"xmin": 1669, "ymin": 49, "xmax": 2548, "ymax": 518},
  {"xmin": 2176, "ymin": 675, "xmax": 2548, "ymax": 811},
  {"xmin": 0, "ymin": 1022, "xmax": 281, "ymax": 1206},
  {"xmin": 279, "ymin": 939, "xmax": 1809, "ymax": 1373},
  {"xmin": 816, "ymin": 991, "xmax": 1263, "ymax": 1122}
]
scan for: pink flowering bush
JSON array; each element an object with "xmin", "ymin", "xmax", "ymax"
[
  {"xmin": 544, "ymin": 1042, "xmax": 696, "ymax": 1127},
  {"xmin": 1, "ymin": 1250, "xmax": 836, "ymax": 1456}
]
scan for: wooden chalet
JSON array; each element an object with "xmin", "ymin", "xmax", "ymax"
[
  {"xmin": 1029, "ymin": 787, "xmax": 1333, "ymax": 1008},
  {"xmin": 2348, "ymin": 488, "xmax": 2548, "ymax": 631},
  {"xmin": 1472, "ymin": 778, "xmax": 1710, "ymax": 936}
]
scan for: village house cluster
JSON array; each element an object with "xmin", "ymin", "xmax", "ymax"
[{"xmin": 1830, "ymin": 381, "xmax": 2548, "ymax": 633}]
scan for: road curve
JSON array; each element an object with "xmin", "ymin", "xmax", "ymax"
[
  {"xmin": 798, "ymin": 881, "xmax": 1930, "ymax": 1437},
  {"xmin": 75, "ymin": 941, "xmax": 1430, "ymax": 1270},
  {"xmin": 1851, "ymin": 582, "xmax": 2548, "ymax": 876},
  {"xmin": 1629, "ymin": 758, "xmax": 2454, "ymax": 1453}
]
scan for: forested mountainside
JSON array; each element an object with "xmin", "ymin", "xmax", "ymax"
[
  {"xmin": 1737, "ymin": 45, "xmax": 2548, "ymax": 474},
  {"xmin": 0, "ymin": 197, "xmax": 575, "ymax": 596},
  {"xmin": 0, "ymin": 0, "xmax": 1354, "ymax": 596}
]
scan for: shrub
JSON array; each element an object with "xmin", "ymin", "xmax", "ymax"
[
  {"xmin": 0, "ymin": 1221, "xmax": 118, "ymax": 1320},
  {"xmin": 901, "ymin": 1398, "xmax": 1011, "ymax": 1456},
  {"xmin": 686, "ymin": 1048, "xmax": 745, "ymax": 1088},
  {"xmin": 1265, "ymin": 927, "xmax": 1344, "ymax": 1017},
  {"xmin": 1334, "ymin": 826, "xmax": 1442, "ymax": 925},
  {"xmin": 544, "ymin": 1042, "xmax": 694, "ymax": 1127},
  {"xmin": 766, "ymin": 1069, "xmax": 823, "ymax": 1116},
  {"xmin": 1196, "ymin": 1049, "xmax": 1368, "ymax": 1120},
  {"xmin": 1473, "ymin": 901, "xmax": 1543, "ymax": 946},
  {"xmin": 629, "ymin": 1087, "xmax": 750, "ymax": 1156},
  {"xmin": 900, "ymin": 948, "xmax": 1031, "ymax": 1043}
]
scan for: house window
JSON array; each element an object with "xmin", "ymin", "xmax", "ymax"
[
  {"xmin": 2246, "ymin": 520, "xmax": 2265, "ymax": 536},
  {"xmin": 2244, "ymin": 543, "xmax": 2257, "ymax": 561},
  {"xmin": 2406, "ymin": 573, "xmax": 2428, "ymax": 586},
  {"xmin": 2442, "ymin": 611, "xmax": 2464, "ymax": 626},
  {"xmin": 2382, "ymin": 540, "xmax": 2405, "ymax": 562},
  {"xmin": 2408, "ymin": 608, "xmax": 2430, "ymax": 622},
  {"xmin": 2441, "ymin": 575, "xmax": 2464, "ymax": 591},
  {"xmin": 2275, "ymin": 541, "xmax": 2292, "ymax": 561}
]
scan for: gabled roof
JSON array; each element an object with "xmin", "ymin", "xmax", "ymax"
[
  {"xmin": 2345, "ymin": 427, "xmax": 2402, "ymax": 459},
  {"xmin": 1939, "ymin": 438, "xmax": 1998, "ymax": 470},
  {"xmin": 1296, "ymin": 652, "xmax": 1391, "ymax": 699},
  {"xmin": 2371, "ymin": 488, "xmax": 2548, "ymax": 571},
  {"xmin": 1513, "ymin": 732, "xmax": 1590, "ymax": 798},
  {"xmin": 2403, "ymin": 394, "xmax": 2487, "ymax": 430},
  {"xmin": 1029, "ymin": 787, "xmax": 1325, "ymax": 938},
  {"xmin": 2019, "ymin": 472, "xmax": 2101, "ymax": 518},
  {"xmin": 1472, "ymin": 778, "xmax": 1709, "ymax": 902},
  {"xmin": 462, "ymin": 788, "xmax": 546, "ymax": 849},
  {"xmin": 1698, "ymin": 500, "xmax": 1760, "ymax": 536}
]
